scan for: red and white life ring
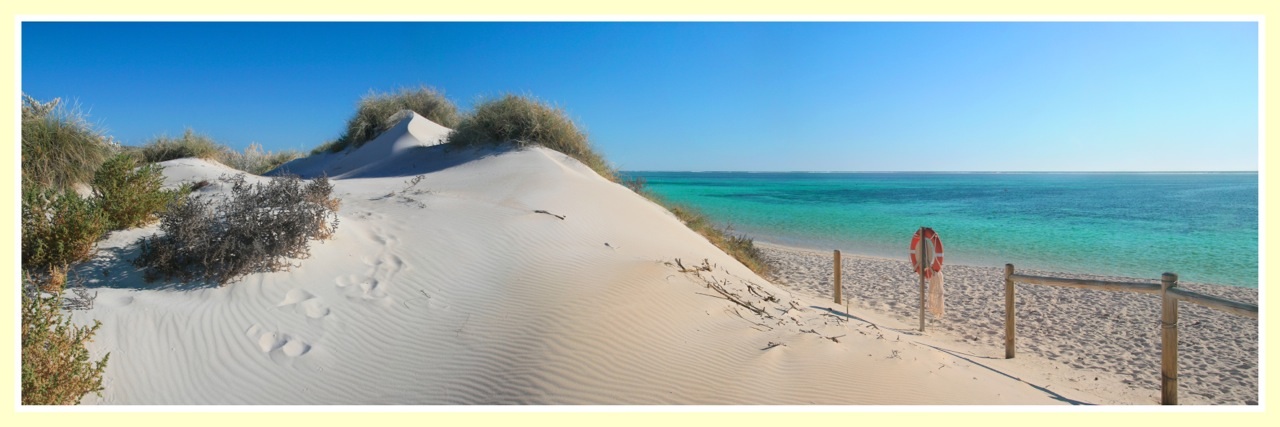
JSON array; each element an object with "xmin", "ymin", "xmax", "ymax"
[{"xmin": 909, "ymin": 227, "xmax": 944, "ymax": 278}]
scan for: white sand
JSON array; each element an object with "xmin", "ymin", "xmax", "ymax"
[
  {"xmin": 759, "ymin": 242, "xmax": 1259, "ymax": 405},
  {"xmin": 57, "ymin": 112, "xmax": 1235, "ymax": 405}
]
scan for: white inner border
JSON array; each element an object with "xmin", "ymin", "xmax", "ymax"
[{"xmin": 11, "ymin": 15, "xmax": 1266, "ymax": 414}]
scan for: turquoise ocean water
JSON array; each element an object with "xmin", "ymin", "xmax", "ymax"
[{"xmin": 623, "ymin": 172, "xmax": 1259, "ymax": 288}]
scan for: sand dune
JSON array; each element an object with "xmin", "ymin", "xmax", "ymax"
[{"xmin": 66, "ymin": 112, "xmax": 1152, "ymax": 405}]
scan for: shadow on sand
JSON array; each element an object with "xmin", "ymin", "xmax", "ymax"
[
  {"xmin": 271, "ymin": 144, "xmax": 509, "ymax": 180},
  {"xmin": 72, "ymin": 242, "xmax": 215, "ymax": 292},
  {"xmin": 812, "ymin": 305, "xmax": 1093, "ymax": 406}
]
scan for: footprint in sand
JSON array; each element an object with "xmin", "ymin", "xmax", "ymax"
[
  {"xmin": 353, "ymin": 211, "xmax": 383, "ymax": 221},
  {"xmin": 332, "ymin": 225, "xmax": 407, "ymax": 307},
  {"xmin": 277, "ymin": 289, "xmax": 331, "ymax": 319},
  {"xmin": 371, "ymin": 253, "xmax": 406, "ymax": 277},
  {"xmin": 244, "ymin": 324, "xmax": 312, "ymax": 357},
  {"xmin": 334, "ymin": 274, "xmax": 391, "ymax": 304},
  {"xmin": 98, "ymin": 294, "xmax": 135, "ymax": 308},
  {"xmin": 368, "ymin": 226, "xmax": 399, "ymax": 247}
]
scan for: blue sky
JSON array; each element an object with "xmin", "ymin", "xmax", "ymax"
[{"xmin": 22, "ymin": 21, "xmax": 1258, "ymax": 171}]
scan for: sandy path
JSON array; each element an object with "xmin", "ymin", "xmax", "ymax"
[{"xmin": 759, "ymin": 242, "xmax": 1259, "ymax": 405}]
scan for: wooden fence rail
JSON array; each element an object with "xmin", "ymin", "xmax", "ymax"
[{"xmin": 1002, "ymin": 264, "xmax": 1257, "ymax": 405}]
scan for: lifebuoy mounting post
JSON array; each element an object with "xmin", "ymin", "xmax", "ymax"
[{"xmin": 909, "ymin": 227, "xmax": 944, "ymax": 332}]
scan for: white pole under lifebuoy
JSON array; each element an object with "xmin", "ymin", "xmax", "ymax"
[{"xmin": 918, "ymin": 227, "xmax": 927, "ymax": 332}]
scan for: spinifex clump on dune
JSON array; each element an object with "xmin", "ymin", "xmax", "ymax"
[
  {"xmin": 20, "ymin": 95, "xmax": 114, "ymax": 192},
  {"xmin": 447, "ymin": 94, "xmax": 615, "ymax": 181},
  {"xmin": 137, "ymin": 129, "xmax": 301, "ymax": 175},
  {"xmin": 318, "ymin": 85, "xmax": 460, "ymax": 155},
  {"xmin": 138, "ymin": 129, "xmax": 231, "ymax": 164}
]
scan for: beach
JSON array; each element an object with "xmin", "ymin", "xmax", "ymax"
[
  {"xmin": 18, "ymin": 18, "xmax": 1263, "ymax": 411},
  {"xmin": 759, "ymin": 242, "xmax": 1259, "ymax": 405},
  {"xmin": 48, "ymin": 112, "xmax": 1159, "ymax": 406},
  {"xmin": 31, "ymin": 112, "xmax": 1254, "ymax": 406}
]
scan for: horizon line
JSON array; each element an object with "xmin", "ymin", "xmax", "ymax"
[{"xmin": 619, "ymin": 170, "xmax": 1260, "ymax": 174}]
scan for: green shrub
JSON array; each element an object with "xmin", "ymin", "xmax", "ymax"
[
  {"xmin": 221, "ymin": 142, "xmax": 302, "ymax": 175},
  {"xmin": 91, "ymin": 154, "xmax": 180, "ymax": 230},
  {"xmin": 134, "ymin": 174, "xmax": 340, "ymax": 285},
  {"xmin": 21, "ymin": 95, "xmax": 114, "ymax": 191},
  {"xmin": 448, "ymin": 94, "xmax": 615, "ymax": 180},
  {"xmin": 138, "ymin": 129, "xmax": 231, "ymax": 163},
  {"xmin": 329, "ymin": 85, "xmax": 460, "ymax": 153},
  {"xmin": 21, "ymin": 280, "xmax": 109, "ymax": 405},
  {"xmin": 22, "ymin": 186, "xmax": 111, "ymax": 272}
]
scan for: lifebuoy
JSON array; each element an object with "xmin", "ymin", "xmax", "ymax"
[{"xmin": 909, "ymin": 227, "xmax": 944, "ymax": 278}]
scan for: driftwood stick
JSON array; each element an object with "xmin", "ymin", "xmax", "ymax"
[
  {"xmin": 729, "ymin": 307, "xmax": 773, "ymax": 331},
  {"xmin": 533, "ymin": 210, "xmax": 566, "ymax": 220},
  {"xmin": 695, "ymin": 292, "xmax": 729, "ymax": 301},
  {"xmin": 708, "ymin": 279, "xmax": 768, "ymax": 317},
  {"xmin": 746, "ymin": 282, "xmax": 778, "ymax": 302}
]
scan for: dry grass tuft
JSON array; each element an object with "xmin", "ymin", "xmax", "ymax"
[
  {"xmin": 138, "ymin": 129, "xmax": 231, "ymax": 163},
  {"xmin": 42, "ymin": 266, "xmax": 67, "ymax": 294},
  {"xmin": 221, "ymin": 142, "xmax": 302, "ymax": 175},
  {"xmin": 328, "ymin": 85, "xmax": 460, "ymax": 153},
  {"xmin": 21, "ymin": 95, "xmax": 114, "ymax": 191},
  {"xmin": 137, "ymin": 131, "xmax": 300, "ymax": 175},
  {"xmin": 448, "ymin": 94, "xmax": 615, "ymax": 181}
]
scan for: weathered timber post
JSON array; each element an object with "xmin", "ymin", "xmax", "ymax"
[
  {"xmin": 833, "ymin": 250, "xmax": 842, "ymax": 304},
  {"xmin": 1161, "ymin": 272, "xmax": 1179, "ymax": 405},
  {"xmin": 1005, "ymin": 264, "xmax": 1015, "ymax": 359}
]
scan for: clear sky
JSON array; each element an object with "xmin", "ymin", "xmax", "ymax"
[{"xmin": 21, "ymin": 21, "xmax": 1258, "ymax": 172}]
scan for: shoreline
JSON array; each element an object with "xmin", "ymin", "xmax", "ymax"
[
  {"xmin": 754, "ymin": 239, "xmax": 1260, "ymax": 289},
  {"xmin": 756, "ymin": 241, "xmax": 1259, "ymax": 405}
]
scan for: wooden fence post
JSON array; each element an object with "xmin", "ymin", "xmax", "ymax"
[
  {"xmin": 1161, "ymin": 272, "xmax": 1179, "ymax": 405},
  {"xmin": 1005, "ymin": 264, "xmax": 1015, "ymax": 359},
  {"xmin": 833, "ymin": 250, "xmax": 842, "ymax": 304}
]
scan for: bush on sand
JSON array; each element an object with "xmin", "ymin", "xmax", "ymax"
[
  {"xmin": 134, "ymin": 174, "xmax": 340, "ymax": 285},
  {"xmin": 91, "ymin": 154, "xmax": 182, "ymax": 230},
  {"xmin": 21, "ymin": 277, "xmax": 109, "ymax": 405},
  {"xmin": 21, "ymin": 186, "xmax": 111, "ymax": 275}
]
